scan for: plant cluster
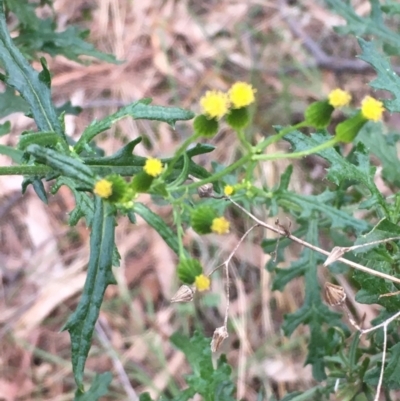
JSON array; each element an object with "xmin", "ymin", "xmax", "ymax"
[{"xmin": 3, "ymin": 0, "xmax": 400, "ymax": 400}]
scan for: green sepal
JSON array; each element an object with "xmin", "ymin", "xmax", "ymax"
[
  {"xmin": 226, "ymin": 107, "xmax": 250, "ymax": 130},
  {"xmin": 335, "ymin": 112, "xmax": 367, "ymax": 143},
  {"xmin": 191, "ymin": 206, "xmax": 217, "ymax": 234},
  {"xmin": 130, "ymin": 171, "xmax": 154, "ymax": 193},
  {"xmin": 305, "ymin": 100, "xmax": 334, "ymax": 129},
  {"xmin": 178, "ymin": 258, "xmax": 203, "ymax": 284},
  {"xmin": 101, "ymin": 174, "xmax": 129, "ymax": 203},
  {"xmin": 193, "ymin": 114, "xmax": 219, "ymax": 138}
]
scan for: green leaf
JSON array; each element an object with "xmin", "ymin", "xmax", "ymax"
[
  {"xmin": 284, "ymin": 130, "xmax": 387, "ymax": 215},
  {"xmin": 0, "ymin": 3, "xmax": 63, "ymax": 136},
  {"xmin": 381, "ymin": 3, "xmax": 400, "ymax": 15},
  {"xmin": 384, "ymin": 343, "xmax": 400, "ymax": 388},
  {"xmin": 357, "ymin": 124, "xmax": 400, "ymax": 185},
  {"xmin": 357, "ymin": 38, "xmax": 400, "ymax": 113},
  {"xmin": 133, "ymin": 202, "xmax": 186, "ymax": 257},
  {"xmin": 0, "ymin": 144, "xmax": 23, "ymax": 162},
  {"xmin": 170, "ymin": 331, "xmax": 236, "ymax": 401},
  {"xmin": 74, "ymin": 372, "xmax": 112, "ymax": 400},
  {"xmin": 63, "ymin": 197, "xmax": 116, "ymax": 390},
  {"xmin": 276, "ymin": 189, "xmax": 369, "ymax": 233},
  {"xmin": 324, "ymin": 0, "xmax": 400, "ymax": 54},
  {"xmin": 18, "ymin": 22, "xmax": 118, "ymax": 63},
  {"xmin": 18, "ymin": 131, "xmax": 67, "ymax": 151},
  {"xmin": 74, "ymin": 101, "xmax": 194, "ymax": 154},
  {"xmin": 51, "ymin": 176, "xmax": 94, "ymax": 227},
  {"xmin": 26, "ymin": 144, "xmax": 95, "ymax": 188},
  {"xmin": 0, "ymin": 121, "xmax": 10, "ymax": 136},
  {"xmin": 0, "ymin": 87, "xmax": 29, "ymax": 118},
  {"xmin": 280, "ymin": 220, "xmax": 343, "ymax": 381}
]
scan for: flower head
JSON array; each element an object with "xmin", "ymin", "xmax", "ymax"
[
  {"xmin": 195, "ymin": 274, "xmax": 211, "ymax": 292},
  {"xmin": 224, "ymin": 185, "xmax": 234, "ymax": 196},
  {"xmin": 200, "ymin": 90, "xmax": 230, "ymax": 120},
  {"xmin": 211, "ymin": 216, "xmax": 230, "ymax": 234},
  {"xmin": 144, "ymin": 158, "xmax": 163, "ymax": 177},
  {"xmin": 361, "ymin": 96, "xmax": 385, "ymax": 121},
  {"xmin": 328, "ymin": 88, "xmax": 351, "ymax": 108},
  {"xmin": 229, "ymin": 82, "xmax": 256, "ymax": 109},
  {"xmin": 94, "ymin": 179, "xmax": 113, "ymax": 199}
]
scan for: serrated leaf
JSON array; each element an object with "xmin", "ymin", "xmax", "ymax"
[
  {"xmin": 170, "ymin": 331, "xmax": 235, "ymax": 401},
  {"xmin": 384, "ymin": 343, "xmax": 400, "ymax": 388},
  {"xmin": 63, "ymin": 197, "xmax": 116, "ymax": 390},
  {"xmin": 0, "ymin": 87, "xmax": 29, "ymax": 118},
  {"xmin": 276, "ymin": 190, "xmax": 369, "ymax": 233},
  {"xmin": 357, "ymin": 124, "xmax": 400, "ymax": 185},
  {"xmin": 75, "ymin": 101, "xmax": 194, "ymax": 154},
  {"xmin": 280, "ymin": 220, "xmax": 343, "ymax": 381},
  {"xmin": 52, "ymin": 176, "xmax": 94, "ymax": 227},
  {"xmin": 0, "ymin": 2, "xmax": 63, "ymax": 136},
  {"xmin": 357, "ymin": 38, "xmax": 400, "ymax": 112},
  {"xmin": 13, "ymin": 15, "xmax": 118, "ymax": 64},
  {"xmin": 284, "ymin": 130, "xmax": 387, "ymax": 214},
  {"xmin": 133, "ymin": 202, "xmax": 186, "ymax": 257},
  {"xmin": 74, "ymin": 372, "xmax": 112, "ymax": 400},
  {"xmin": 325, "ymin": 0, "xmax": 400, "ymax": 54}
]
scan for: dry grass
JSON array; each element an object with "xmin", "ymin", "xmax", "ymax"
[{"xmin": 0, "ymin": 1, "xmax": 379, "ymax": 400}]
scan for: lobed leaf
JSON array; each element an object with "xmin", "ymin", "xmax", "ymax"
[{"xmin": 62, "ymin": 197, "xmax": 117, "ymax": 391}]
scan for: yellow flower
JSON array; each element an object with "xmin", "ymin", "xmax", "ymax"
[
  {"xmin": 328, "ymin": 89, "xmax": 352, "ymax": 108},
  {"xmin": 224, "ymin": 185, "xmax": 234, "ymax": 196},
  {"xmin": 93, "ymin": 179, "xmax": 113, "ymax": 199},
  {"xmin": 200, "ymin": 90, "xmax": 230, "ymax": 120},
  {"xmin": 144, "ymin": 158, "xmax": 163, "ymax": 177},
  {"xmin": 361, "ymin": 96, "xmax": 385, "ymax": 121},
  {"xmin": 211, "ymin": 216, "xmax": 230, "ymax": 235},
  {"xmin": 195, "ymin": 274, "xmax": 211, "ymax": 292},
  {"xmin": 229, "ymin": 82, "xmax": 256, "ymax": 109}
]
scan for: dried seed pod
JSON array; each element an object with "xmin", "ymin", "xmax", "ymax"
[
  {"xmin": 197, "ymin": 183, "xmax": 214, "ymax": 198},
  {"xmin": 170, "ymin": 285, "xmax": 195, "ymax": 303},
  {"xmin": 211, "ymin": 326, "xmax": 229, "ymax": 352},
  {"xmin": 324, "ymin": 282, "xmax": 346, "ymax": 306},
  {"xmin": 188, "ymin": 174, "xmax": 214, "ymax": 198},
  {"xmin": 323, "ymin": 246, "xmax": 348, "ymax": 267}
]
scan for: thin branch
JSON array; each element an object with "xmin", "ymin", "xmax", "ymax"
[{"xmin": 228, "ymin": 197, "xmax": 400, "ymax": 285}]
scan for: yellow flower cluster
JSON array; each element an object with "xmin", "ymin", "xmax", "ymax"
[
  {"xmin": 361, "ymin": 96, "xmax": 385, "ymax": 121},
  {"xmin": 94, "ymin": 179, "xmax": 113, "ymax": 199},
  {"xmin": 328, "ymin": 89, "xmax": 351, "ymax": 108},
  {"xmin": 195, "ymin": 274, "xmax": 211, "ymax": 292},
  {"xmin": 211, "ymin": 216, "xmax": 230, "ymax": 235},
  {"xmin": 199, "ymin": 82, "xmax": 256, "ymax": 120},
  {"xmin": 144, "ymin": 158, "xmax": 163, "ymax": 177}
]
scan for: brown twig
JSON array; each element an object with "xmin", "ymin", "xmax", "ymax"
[{"xmin": 228, "ymin": 197, "xmax": 400, "ymax": 285}]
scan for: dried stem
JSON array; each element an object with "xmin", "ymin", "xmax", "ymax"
[{"xmin": 228, "ymin": 197, "xmax": 400, "ymax": 285}]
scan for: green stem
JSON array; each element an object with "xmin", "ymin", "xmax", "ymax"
[
  {"xmin": 175, "ymin": 153, "xmax": 252, "ymax": 192},
  {"xmin": 236, "ymin": 128, "xmax": 252, "ymax": 153},
  {"xmin": 163, "ymin": 132, "xmax": 201, "ymax": 177},
  {"xmin": 254, "ymin": 121, "xmax": 307, "ymax": 153},
  {"xmin": 172, "ymin": 203, "xmax": 185, "ymax": 257},
  {"xmin": 0, "ymin": 165, "xmax": 51, "ymax": 175},
  {"xmin": 253, "ymin": 137, "xmax": 338, "ymax": 162}
]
